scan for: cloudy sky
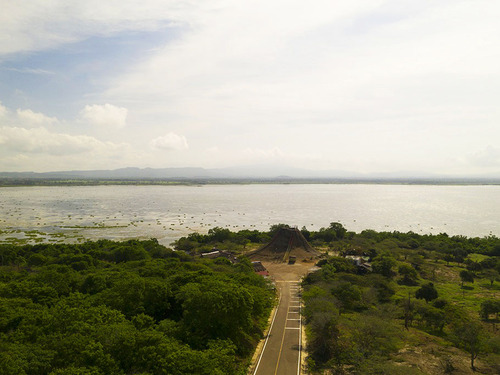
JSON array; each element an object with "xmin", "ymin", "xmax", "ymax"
[{"xmin": 1, "ymin": 0, "xmax": 499, "ymax": 176}]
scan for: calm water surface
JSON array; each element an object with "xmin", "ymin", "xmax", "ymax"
[{"xmin": 1, "ymin": 184, "xmax": 499, "ymax": 245}]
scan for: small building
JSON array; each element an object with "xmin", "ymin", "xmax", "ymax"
[
  {"xmin": 252, "ymin": 261, "xmax": 270, "ymax": 277},
  {"xmin": 200, "ymin": 250, "xmax": 237, "ymax": 263},
  {"xmin": 344, "ymin": 255, "xmax": 372, "ymax": 274}
]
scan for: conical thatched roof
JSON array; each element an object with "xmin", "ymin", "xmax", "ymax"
[{"xmin": 248, "ymin": 226, "xmax": 320, "ymax": 262}]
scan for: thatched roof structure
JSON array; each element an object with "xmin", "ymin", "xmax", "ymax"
[{"xmin": 248, "ymin": 226, "xmax": 320, "ymax": 262}]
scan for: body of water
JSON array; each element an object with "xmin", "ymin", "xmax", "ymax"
[{"xmin": 1, "ymin": 184, "xmax": 499, "ymax": 245}]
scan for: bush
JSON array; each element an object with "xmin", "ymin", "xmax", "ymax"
[
  {"xmin": 415, "ymin": 282, "xmax": 438, "ymax": 303},
  {"xmin": 459, "ymin": 270, "xmax": 474, "ymax": 287},
  {"xmin": 398, "ymin": 264, "xmax": 419, "ymax": 286},
  {"xmin": 372, "ymin": 252, "xmax": 397, "ymax": 278},
  {"xmin": 480, "ymin": 300, "xmax": 500, "ymax": 321}
]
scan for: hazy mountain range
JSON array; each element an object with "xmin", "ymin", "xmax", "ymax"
[
  {"xmin": 1, "ymin": 166, "xmax": 500, "ymax": 182},
  {"xmin": 1, "ymin": 166, "xmax": 354, "ymax": 179}
]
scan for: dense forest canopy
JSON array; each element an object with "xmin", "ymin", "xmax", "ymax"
[{"xmin": 0, "ymin": 239, "xmax": 274, "ymax": 375}]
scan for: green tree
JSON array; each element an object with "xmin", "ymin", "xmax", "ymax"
[
  {"xmin": 459, "ymin": 270, "xmax": 474, "ymax": 288},
  {"xmin": 302, "ymin": 286, "xmax": 338, "ymax": 323},
  {"xmin": 444, "ymin": 254, "xmax": 454, "ymax": 265},
  {"xmin": 80, "ymin": 274, "xmax": 107, "ymax": 295},
  {"xmin": 372, "ymin": 252, "xmax": 397, "ymax": 278},
  {"xmin": 143, "ymin": 278, "xmax": 172, "ymax": 321},
  {"xmin": 466, "ymin": 261, "xmax": 482, "ymax": 272},
  {"xmin": 301, "ymin": 226, "xmax": 311, "ymax": 241},
  {"xmin": 415, "ymin": 282, "xmax": 438, "ymax": 303},
  {"xmin": 479, "ymin": 300, "xmax": 500, "ymax": 321},
  {"xmin": 173, "ymin": 237, "xmax": 199, "ymax": 251},
  {"xmin": 34, "ymin": 265, "xmax": 79, "ymax": 296},
  {"xmin": 111, "ymin": 244, "xmax": 148, "ymax": 263},
  {"xmin": 482, "ymin": 269, "xmax": 499, "ymax": 286},
  {"xmin": 479, "ymin": 257, "xmax": 497, "ymax": 269},
  {"xmin": 416, "ymin": 302, "xmax": 446, "ymax": 332},
  {"xmin": 0, "ymin": 245, "xmax": 18, "ymax": 266},
  {"xmin": 350, "ymin": 313, "xmax": 403, "ymax": 359},
  {"xmin": 329, "ymin": 222, "xmax": 347, "ymax": 240},
  {"xmin": 268, "ymin": 223, "xmax": 290, "ymax": 237},
  {"xmin": 308, "ymin": 312, "xmax": 340, "ymax": 365},
  {"xmin": 368, "ymin": 274, "xmax": 396, "ymax": 303},
  {"xmin": 398, "ymin": 264, "xmax": 419, "ymax": 285},
  {"xmin": 207, "ymin": 227, "xmax": 232, "ymax": 243},
  {"xmin": 313, "ymin": 222, "xmax": 347, "ymax": 243},
  {"xmin": 179, "ymin": 279, "xmax": 254, "ymax": 354},
  {"xmin": 401, "ymin": 293, "xmax": 415, "ymax": 330},
  {"xmin": 451, "ymin": 321, "xmax": 486, "ymax": 371},
  {"xmin": 323, "ymin": 256, "xmax": 356, "ymax": 274},
  {"xmin": 331, "ymin": 282, "xmax": 364, "ymax": 313},
  {"xmin": 98, "ymin": 275, "xmax": 146, "ymax": 317}
]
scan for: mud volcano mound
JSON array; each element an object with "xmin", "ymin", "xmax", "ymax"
[{"xmin": 248, "ymin": 226, "xmax": 320, "ymax": 262}]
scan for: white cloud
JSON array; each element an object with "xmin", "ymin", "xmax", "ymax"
[
  {"xmin": 0, "ymin": 102, "xmax": 184, "ymax": 172},
  {"xmin": 0, "ymin": 126, "xmax": 116, "ymax": 155},
  {"xmin": 0, "ymin": 1, "xmax": 206, "ymax": 55},
  {"xmin": 0, "ymin": 124, "xmax": 140, "ymax": 172},
  {"xmin": 104, "ymin": 1, "xmax": 500, "ymax": 126},
  {"xmin": 96, "ymin": 0, "xmax": 500, "ymax": 175},
  {"xmin": 150, "ymin": 132, "xmax": 188, "ymax": 151},
  {"xmin": 206, "ymin": 146, "xmax": 220, "ymax": 153},
  {"xmin": 243, "ymin": 147, "xmax": 285, "ymax": 160},
  {"xmin": 0, "ymin": 102, "xmax": 7, "ymax": 117},
  {"xmin": 469, "ymin": 146, "xmax": 500, "ymax": 168},
  {"xmin": 80, "ymin": 104, "xmax": 128, "ymax": 128},
  {"xmin": 7, "ymin": 67, "xmax": 55, "ymax": 75},
  {"xmin": 2, "ymin": 1, "xmax": 500, "ymax": 175},
  {"xmin": 16, "ymin": 108, "xmax": 59, "ymax": 126}
]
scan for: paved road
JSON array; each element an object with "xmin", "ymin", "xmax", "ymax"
[{"xmin": 253, "ymin": 280, "xmax": 302, "ymax": 375}]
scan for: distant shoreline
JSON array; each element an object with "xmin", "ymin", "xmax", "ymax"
[{"xmin": 2, "ymin": 177, "xmax": 500, "ymax": 187}]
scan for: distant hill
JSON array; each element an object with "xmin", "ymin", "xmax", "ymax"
[
  {"xmin": 0, "ymin": 167, "xmax": 220, "ymax": 179},
  {"xmin": 1, "ymin": 166, "xmax": 499, "ymax": 184},
  {"xmin": 0, "ymin": 166, "xmax": 359, "ymax": 180}
]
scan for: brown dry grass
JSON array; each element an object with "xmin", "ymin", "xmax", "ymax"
[
  {"xmin": 394, "ymin": 329, "xmax": 499, "ymax": 374},
  {"xmin": 433, "ymin": 263, "xmax": 463, "ymax": 283}
]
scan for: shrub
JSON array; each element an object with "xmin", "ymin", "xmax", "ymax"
[{"xmin": 415, "ymin": 282, "xmax": 438, "ymax": 303}]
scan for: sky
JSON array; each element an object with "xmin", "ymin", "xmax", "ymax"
[{"xmin": 1, "ymin": 0, "xmax": 500, "ymax": 176}]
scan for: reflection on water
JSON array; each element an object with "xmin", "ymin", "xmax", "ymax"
[{"xmin": 1, "ymin": 184, "xmax": 499, "ymax": 246}]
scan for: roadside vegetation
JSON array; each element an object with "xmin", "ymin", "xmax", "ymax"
[
  {"xmin": 174, "ymin": 224, "xmax": 500, "ymax": 374},
  {"xmin": 300, "ymin": 226, "xmax": 500, "ymax": 374},
  {"xmin": 0, "ymin": 239, "xmax": 274, "ymax": 374},
  {"xmin": 171, "ymin": 223, "xmax": 500, "ymax": 373}
]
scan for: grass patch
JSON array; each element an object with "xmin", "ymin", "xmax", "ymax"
[{"xmin": 467, "ymin": 253, "xmax": 490, "ymax": 262}]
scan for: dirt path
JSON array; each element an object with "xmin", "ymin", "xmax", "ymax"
[{"xmin": 262, "ymin": 260, "xmax": 315, "ymax": 282}]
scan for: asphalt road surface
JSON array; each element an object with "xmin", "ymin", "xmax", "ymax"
[{"xmin": 253, "ymin": 280, "xmax": 302, "ymax": 375}]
